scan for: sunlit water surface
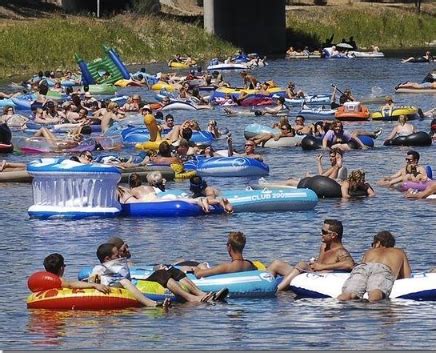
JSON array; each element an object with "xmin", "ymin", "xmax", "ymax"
[{"xmin": 0, "ymin": 58, "xmax": 435, "ymax": 350}]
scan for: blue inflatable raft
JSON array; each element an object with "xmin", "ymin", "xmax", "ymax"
[{"xmin": 184, "ymin": 156, "xmax": 269, "ymax": 177}]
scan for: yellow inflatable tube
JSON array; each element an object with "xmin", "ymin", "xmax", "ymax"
[
  {"xmin": 371, "ymin": 106, "xmax": 418, "ymax": 120},
  {"xmin": 151, "ymin": 82, "xmax": 175, "ymax": 91},
  {"xmin": 171, "ymin": 163, "xmax": 197, "ymax": 180},
  {"xmin": 168, "ymin": 61, "xmax": 197, "ymax": 69},
  {"xmin": 215, "ymin": 86, "xmax": 285, "ymax": 96},
  {"xmin": 135, "ymin": 113, "xmax": 165, "ymax": 151}
]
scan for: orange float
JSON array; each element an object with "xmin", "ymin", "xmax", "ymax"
[{"xmin": 335, "ymin": 102, "xmax": 370, "ymax": 121}]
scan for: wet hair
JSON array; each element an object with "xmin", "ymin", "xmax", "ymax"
[
  {"xmin": 373, "ymin": 231, "xmax": 395, "ymax": 248},
  {"xmin": 146, "ymin": 171, "xmax": 165, "ymax": 190},
  {"xmin": 79, "ymin": 125, "xmax": 92, "ymax": 135},
  {"xmin": 227, "ymin": 231, "xmax": 246, "ymax": 253},
  {"xmin": 154, "ymin": 111, "xmax": 163, "ymax": 120},
  {"xmin": 331, "ymin": 147, "xmax": 343, "ymax": 157},
  {"xmin": 158, "ymin": 140, "xmax": 172, "ymax": 157},
  {"xmin": 190, "ymin": 175, "xmax": 207, "ymax": 196},
  {"xmin": 107, "ymin": 236, "xmax": 125, "ymax": 250},
  {"xmin": 324, "ymin": 219, "xmax": 343, "ymax": 240},
  {"xmin": 38, "ymin": 84, "xmax": 49, "ymax": 95},
  {"xmin": 69, "ymin": 156, "xmax": 80, "ymax": 162},
  {"xmin": 96, "ymin": 243, "xmax": 116, "ymax": 263},
  {"xmin": 278, "ymin": 97, "xmax": 285, "ymax": 104},
  {"xmin": 43, "ymin": 253, "xmax": 65, "ymax": 275},
  {"xmin": 406, "ymin": 150, "xmax": 420, "ymax": 162},
  {"xmin": 44, "ymin": 70, "xmax": 50, "ymax": 77},
  {"xmin": 128, "ymin": 173, "xmax": 142, "ymax": 188},
  {"xmin": 181, "ymin": 127, "xmax": 193, "ymax": 140}
]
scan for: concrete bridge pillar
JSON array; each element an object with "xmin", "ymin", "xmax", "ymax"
[{"xmin": 204, "ymin": 0, "xmax": 286, "ymax": 54}]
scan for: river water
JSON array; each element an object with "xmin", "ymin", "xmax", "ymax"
[{"xmin": 0, "ymin": 58, "xmax": 435, "ymax": 350}]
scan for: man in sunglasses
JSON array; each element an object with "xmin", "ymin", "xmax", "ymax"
[
  {"xmin": 267, "ymin": 219, "xmax": 355, "ymax": 291},
  {"xmin": 377, "ymin": 150, "xmax": 429, "ymax": 187},
  {"xmin": 338, "ymin": 231, "xmax": 411, "ymax": 302}
]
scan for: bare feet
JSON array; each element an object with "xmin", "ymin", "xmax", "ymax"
[{"xmin": 0, "ymin": 160, "xmax": 6, "ymax": 172}]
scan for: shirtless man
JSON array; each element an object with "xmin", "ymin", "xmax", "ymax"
[
  {"xmin": 186, "ymin": 231, "xmax": 257, "ymax": 279},
  {"xmin": 227, "ymin": 135, "xmax": 263, "ymax": 161},
  {"xmin": 240, "ymin": 71, "xmax": 258, "ymax": 89},
  {"xmin": 377, "ymin": 150, "xmax": 429, "ymax": 187},
  {"xmin": 267, "ymin": 219, "xmax": 355, "ymax": 291},
  {"xmin": 337, "ymin": 231, "xmax": 411, "ymax": 302},
  {"xmin": 293, "ymin": 115, "xmax": 314, "ymax": 135}
]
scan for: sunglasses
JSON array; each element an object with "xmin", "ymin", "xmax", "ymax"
[
  {"xmin": 321, "ymin": 229, "xmax": 334, "ymax": 235},
  {"xmin": 405, "ymin": 158, "xmax": 414, "ymax": 162}
]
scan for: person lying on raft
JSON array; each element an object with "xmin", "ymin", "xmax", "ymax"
[
  {"xmin": 384, "ymin": 115, "xmax": 415, "ymax": 143},
  {"xmin": 340, "ymin": 169, "xmax": 375, "ymax": 199},
  {"xmin": 117, "ymin": 173, "xmax": 160, "ymax": 203},
  {"xmin": 322, "ymin": 120, "xmax": 367, "ymax": 151},
  {"xmin": 249, "ymin": 122, "xmax": 295, "ymax": 147},
  {"xmin": 189, "ymin": 175, "xmax": 233, "ymax": 214},
  {"xmin": 293, "ymin": 115, "xmax": 315, "ymax": 135},
  {"xmin": 89, "ymin": 243, "xmax": 171, "ymax": 308},
  {"xmin": 401, "ymin": 51, "xmax": 434, "ymax": 63},
  {"xmin": 226, "ymin": 135, "xmax": 263, "ymax": 161},
  {"xmin": 377, "ymin": 150, "xmax": 429, "ymax": 187},
  {"xmin": 330, "ymin": 86, "xmax": 355, "ymax": 109},
  {"xmin": 405, "ymin": 181, "xmax": 436, "ymax": 199},
  {"xmin": 0, "ymin": 160, "xmax": 27, "ymax": 172},
  {"xmin": 32, "ymin": 125, "xmax": 92, "ymax": 150},
  {"xmin": 43, "ymin": 253, "xmax": 111, "ymax": 294},
  {"xmin": 267, "ymin": 219, "xmax": 355, "ymax": 291},
  {"xmin": 337, "ymin": 231, "xmax": 411, "ymax": 303},
  {"xmin": 259, "ymin": 96, "xmax": 288, "ymax": 116},
  {"xmin": 271, "ymin": 148, "xmax": 347, "ymax": 187},
  {"xmin": 396, "ymin": 81, "xmax": 436, "ymax": 90},
  {"xmin": 182, "ymin": 232, "xmax": 257, "ymax": 280},
  {"xmin": 286, "ymin": 81, "xmax": 305, "ymax": 99},
  {"xmin": 101, "ymin": 237, "xmax": 227, "ymax": 303}
]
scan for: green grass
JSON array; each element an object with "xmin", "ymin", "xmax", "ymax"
[
  {"xmin": 286, "ymin": 5, "xmax": 436, "ymax": 49},
  {"xmin": 0, "ymin": 14, "xmax": 236, "ymax": 78}
]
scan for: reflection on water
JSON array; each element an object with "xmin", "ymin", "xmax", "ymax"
[{"xmin": 0, "ymin": 58, "xmax": 435, "ymax": 349}]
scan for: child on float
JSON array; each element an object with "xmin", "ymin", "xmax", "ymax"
[
  {"xmin": 189, "ymin": 175, "xmax": 233, "ymax": 214},
  {"xmin": 43, "ymin": 253, "xmax": 110, "ymax": 294},
  {"xmin": 89, "ymin": 243, "xmax": 170, "ymax": 308}
]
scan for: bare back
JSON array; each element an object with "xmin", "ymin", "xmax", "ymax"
[{"xmin": 362, "ymin": 248, "xmax": 411, "ymax": 279}]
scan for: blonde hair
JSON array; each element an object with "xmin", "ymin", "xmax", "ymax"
[{"xmin": 146, "ymin": 171, "xmax": 163, "ymax": 186}]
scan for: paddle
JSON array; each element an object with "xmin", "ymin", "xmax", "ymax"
[{"xmin": 331, "ymin": 84, "xmax": 386, "ymax": 105}]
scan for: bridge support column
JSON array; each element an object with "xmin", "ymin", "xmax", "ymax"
[{"xmin": 204, "ymin": 0, "xmax": 286, "ymax": 54}]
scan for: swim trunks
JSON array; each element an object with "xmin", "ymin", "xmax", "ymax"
[{"xmin": 341, "ymin": 262, "xmax": 395, "ymax": 298}]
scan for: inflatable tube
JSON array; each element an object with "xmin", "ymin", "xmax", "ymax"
[
  {"xmin": 297, "ymin": 107, "xmax": 336, "ymax": 121},
  {"xmin": 160, "ymin": 101, "xmax": 198, "ymax": 111},
  {"xmin": 121, "ymin": 199, "xmax": 224, "ymax": 217},
  {"xmin": 27, "ymin": 287, "xmax": 142, "ymax": 310},
  {"xmin": 0, "ymin": 123, "xmax": 12, "ymax": 145},
  {"xmin": 290, "ymin": 272, "xmax": 436, "ymax": 301},
  {"xmin": 0, "ymin": 98, "xmax": 16, "ymax": 108},
  {"xmin": 399, "ymin": 181, "xmax": 433, "ymax": 192},
  {"xmin": 87, "ymin": 84, "xmax": 117, "ymax": 96},
  {"xmin": 244, "ymin": 124, "xmax": 305, "ymax": 147},
  {"xmin": 168, "ymin": 61, "xmax": 196, "ymax": 69},
  {"xmin": 239, "ymin": 97, "xmax": 274, "ymax": 107},
  {"xmin": 211, "ymin": 87, "xmax": 285, "ymax": 100},
  {"xmin": 384, "ymin": 132, "xmax": 432, "ymax": 147},
  {"xmin": 207, "ymin": 63, "xmax": 248, "ymax": 71},
  {"xmin": 27, "ymin": 158, "xmax": 121, "ymax": 219},
  {"xmin": 184, "ymin": 156, "xmax": 269, "ymax": 177},
  {"xmin": 221, "ymin": 188, "xmax": 318, "ymax": 213},
  {"xmin": 79, "ymin": 267, "xmax": 277, "ymax": 299},
  {"xmin": 264, "ymin": 135, "xmax": 305, "ymax": 148},
  {"xmin": 0, "ymin": 170, "xmax": 31, "ymax": 183},
  {"xmin": 244, "ymin": 123, "xmax": 279, "ymax": 139},
  {"xmin": 298, "ymin": 175, "xmax": 342, "ymax": 198},
  {"xmin": 301, "ymin": 135, "xmax": 322, "ymax": 150},
  {"xmin": 28, "ymin": 271, "xmax": 62, "ymax": 292},
  {"xmin": 370, "ymin": 106, "xmax": 418, "ymax": 121},
  {"xmin": 357, "ymin": 135, "xmax": 375, "ymax": 148},
  {"xmin": 335, "ymin": 103, "xmax": 370, "ymax": 121},
  {"xmin": 272, "ymin": 94, "xmax": 331, "ymax": 106},
  {"xmin": 349, "ymin": 51, "xmax": 385, "ymax": 58},
  {"xmin": 395, "ymin": 87, "xmax": 436, "ymax": 94},
  {"xmin": 135, "ymin": 113, "xmax": 164, "ymax": 151},
  {"xmin": 151, "ymin": 82, "xmax": 175, "ymax": 91},
  {"xmin": 14, "ymin": 136, "xmax": 96, "ymax": 154},
  {"xmin": 125, "ymin": 127, "xmax": 213, "ymax": 146},
  {"xmin": 0, "ymin": 143, "xmax": 13, "ymax": 153}
]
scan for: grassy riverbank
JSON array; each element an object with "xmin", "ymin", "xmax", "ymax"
[
  {"xmin": 0, "ymin": 14, "xmax": 236, "ymax": 78},
  {"xmin": 286, "ymin": 5, "xmax": 436, "ymax": 49}
]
